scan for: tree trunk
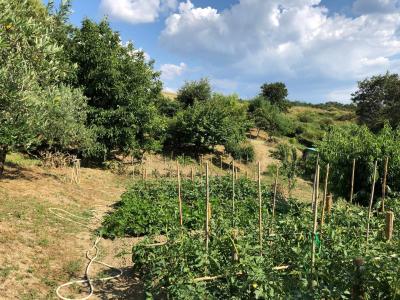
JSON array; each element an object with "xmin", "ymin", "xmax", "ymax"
[{"xmin": 0, "ymin": 146, "xmax": 7, "ymax": 177}]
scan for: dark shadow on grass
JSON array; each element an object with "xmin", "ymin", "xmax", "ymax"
[{"xmin": 95, "ymin": 266, "xmax": 147, "ymax": 300}]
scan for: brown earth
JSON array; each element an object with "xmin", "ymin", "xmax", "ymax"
[{"xmin": 0, "ymin": 139, "xmax": 314, "ymax": 299}]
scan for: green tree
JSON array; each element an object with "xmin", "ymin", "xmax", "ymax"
[
  {"xmin": 176, "ymin": 78, "xmax": 212, "ymax": 107},
  {"xmin": 260, "ymin": 82, "xmax": 289, "ymax": 112},
  {"xmin": 169, "ymin": 94, "xmax": 250, "ymax": 152},
  {"xmin": 70, "ymin": 19, "xmax": 165, "ymax": 159},
  {"xmin": 249, "ymin": 97, "xmax": 294, "ymax": 137},
  {"xmin": 352, "ymin": 73, "xmax": 400, "ymax": 131},
  {"xmin": 317, "ymin": 123, "xmax": 400, "ymax": 203},
  {"xmin": 0, "ymin": 0, "xmax": 89, "ymax": 175}
]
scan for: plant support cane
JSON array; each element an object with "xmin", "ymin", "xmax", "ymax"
[
  {"xmin": 382, "ymin": 156, "xmax": 389, "ymax": 212},
  {"xmin": 350, "ymin": 159, "xmax": 356, "ymax": 203},
  {"xmin": 177, "ymin": 162, "xmax": 183, "ymax": 227},
  {"xmin": 311, "ymin": 165, "xmax": 320, "ymax": 270},
  {"xmin": 258, "ymin": 162, "xmax": 263, "ymax": 256},
  {"xmin": 320, "ymin": 163, "xmax": 330, "ymax": 232},
  {"xmin": 366, "ymin": 160, "xmax": 378, "ymax": 251}
]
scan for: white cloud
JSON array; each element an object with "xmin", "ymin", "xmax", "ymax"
[
  {"xmin": 160, "ymin": 62, "xmax": 187, "ymax": 80},
  {"xmin": 326, "ymin": 86, "xmax": 357, "ymax": 104},
  {"xmin": 160, "ymin": 0, "xmax": 400, "ymax": 83},
  {"xmin": 353, "ymin": 0, "xmax": 400, "ymax": 15},
  {"xmin": 100, "ymin": 0, "xmax": 178, "ymax": 24}
]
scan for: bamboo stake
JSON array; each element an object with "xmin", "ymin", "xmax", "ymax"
[
  {"xmin": 311, "ymin": 165, "xmax": 320, "ymax": 269},
  {"xmin": 382, "ymin": 156, "xmax": 389, "ymax": 212},
  {"xmin": 132, "ymin": 156, "xmax": 135, "ymax": 179},
  {"xmin": 272, "ymin": 165, "xmax": 279, "ymax": 219},
  {"xmin": 350, "ymin": 159, "xmax": 356, "ymax": 203},
  {"xmin": 366, "ymin": 161, "xmax": 378, "ymax": 249},
  {"xmin": 385, "ymin": 211, "xmax": 394, "ymax": 241},
  {"xmin": 258, "ymin": 162, "xmax": 263, "ymax": 256},
  {"xmin": 320, "ymin": 163, "xmax": 330, "ymax": 230},
  {"xmin": 232, "ymin": 160, "xmax": 236, "ymax": 226},
  {"xmin": 177, "ymin": 162, "xmax": 183, "ymax": 227},
  {"xmin": 206, "ymin": 162, "xmax": 210, "ymax": 253}
]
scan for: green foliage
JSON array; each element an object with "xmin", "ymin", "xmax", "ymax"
[
  {"xmin": 352, "ymin": 72, "xmax": 400, "ymax": 131},
  {"xmin": 176, "ymin": 78, "xmax": 212, "ymax": 107},
  {"xmin": 101, "ymin": 178, "xmax": 400, "ymax": 298},
  {"xmin": 101, "ymin": 176, "xmax": 275, "ymax": 238},
  {"xmin": 249, "ymin": 97, "xmax": 295, "ymax": 137},
  {"xmin": 168, "ymin": 94, "xmax": 251, "ymax": 153},
  {"xmin": 157, "ymin": 95, "xmax": 182, "ymax": 117},
  {"xmin": 70, "ymin": 19, "xmax": 165, "ymax": 159},
  {"xmin": 272, "ymin": 143, "xmax": 300, "ymax": 193},
  {"xmin": 225, "ymin": 142, "xmax": 255, "ymax": 162},
  {"xmin": 27, "ymin": 85, "xmax": 94, "ymax": 153},
  {"xmin": 260, "ymin": 82, "xmax": 289, "ymax": 112},
  {"xmin": 0, "ymin": 0, "xmax": 91, "ymax": 173},
  {"xmin": 317, "ymin": 123, "xmax": 400, "ymax": 203}
]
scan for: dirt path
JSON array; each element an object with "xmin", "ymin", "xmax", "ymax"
[{"xmin": 0, "ymin": 156, "xmax": 142, "ymax": 299}]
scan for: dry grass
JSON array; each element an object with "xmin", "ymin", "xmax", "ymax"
[
  {"xmin": 0, "ymin": 153, "xmax": 138, "ymax": 299},
  {"xmin": 0, "ymin": 144, "xmax": 314, "ymax": 298}
]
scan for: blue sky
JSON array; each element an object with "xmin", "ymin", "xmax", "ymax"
[{"xmin": 44, "ymin": 0, "xmax": 400, "ymax": 103}]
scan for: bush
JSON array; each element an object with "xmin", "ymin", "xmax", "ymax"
[
  {"xmin": 317, "ymin": 123, "xmax": 400, "ymax": 203},
  {"xmin": 225, "ymin": 142, "xmax": 255, "ymax": 162}
]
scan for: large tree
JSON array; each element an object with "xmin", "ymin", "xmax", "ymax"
[
  {"xmin": 260, "ymin": 82, "xmax": 289, "ymax": 112},
  {"xmin": 0, "ymin": 0, "xmax": 91, "ymax": 175},
  {"xmin": 170, "ymin": 94, "xmax": 250, "ymax": 151},
  {"xmin": 352, "ymin": 73, "xmax": 400, "ymax": 132},
  {"xmin": 70, "ymin": 19, "xmax": 166, "ymax": 159},
  {"xmin": 176, "ymin": 78, "xmax": 212, "ymax": 107}
]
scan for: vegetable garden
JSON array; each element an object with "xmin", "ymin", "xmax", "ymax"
[{"xmin": 101, "ymin": 161, "xmax": 400, "ymax": 299}]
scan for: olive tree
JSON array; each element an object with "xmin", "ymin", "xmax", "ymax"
[{"xmin": 0, "ymin": 0, "xmax": 91, "ymax": 175}]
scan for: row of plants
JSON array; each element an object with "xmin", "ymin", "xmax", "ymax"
[
  {"xmin": 100, "ymin": 176, "xmax": 291, "ymax": 238},
  {"xmin": 101, "ymin": 177, "xmax": 400, "ymax": 298}
]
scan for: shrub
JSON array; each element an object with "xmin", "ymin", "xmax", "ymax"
[
  {"xmin": 225, "ymin": 142, "xmax": 255, "ymax": 162},
  {"xmin": 317, "ymin": 123, "xmax": 400, "ymax": 203}
]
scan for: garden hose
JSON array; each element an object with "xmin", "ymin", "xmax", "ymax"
[{"xmin": 49, "ymin": 207, "xmax": 123, "ymax": 300}]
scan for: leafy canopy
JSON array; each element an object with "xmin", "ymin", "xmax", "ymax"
[
  {"xmin": 176, "ymin": 78, "xmax": 212, "ymax": 107},
  {"xmin": 260, "ymin": 82, "xmax": 289, "ymax": 112},
  {"xmin": 0, "ymin": 0, "xmax": 91, "ymax": 163},
  {"xmin": 352, "ymin": 72, "xmax": 400, "ymax": 131},
  {"xmin": 70, "ymin": 19, "xmax": 165, "ymax": 159},
  {"xmin": 169, "ymin": 94, "xmax": 251, "ymax": 152}
]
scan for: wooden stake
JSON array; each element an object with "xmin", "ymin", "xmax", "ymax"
[
  {"xmin": 320, "ymin": 163, "xmax": 330, "ymax": 229},
  {"xmin": 272, "ymin": 165, "xmax": 279, "ymax": 219},
  {"xmin": 206, "ymin": 162, "xmax": 210, "ymax": 253},
  {"xmin": 385, "ymin": 211, "xmax": 394, "ymax": 241},
  {"xmin": 191, "ymin": 167, "xmax": 194, "ymax": 182},
  {"xmin": 382, "ymin": 156, "xmax": 389, "ymax": 212},
  {"xmin": 325, "ymin": 194, "xmax": 333, "ymax": 214},
  {"xmin": 258, "ymin": 162, "xmax": 263, "ymax": 256},
  {"xmin": 350, "ymin": 159, "xmax": 356, "ymax": 203},
  {"xmin": 311, "ymin": 165, "xmax": 320, "ymax": 269},
  {"xmin": 232, "ymin": 160, "xmax": 236, "ymax": 226},
  {"xmin": 177, "ymin": 162, "xmax": 183, "ymax": 227},
  {"xmin": 132, "ymin": 156, "xmax": 135, "ymax": 179},
  {"xmin": 220, "ymin": 156, "xmax": 223, "ymax": 169},
  {"xmin": 366, "ymin": 160, "xmax": 378, "ymax": 248}
]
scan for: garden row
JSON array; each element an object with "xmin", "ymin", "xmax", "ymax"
[{"xmin": 101, "ymin": 168, "xmax": 399, "ymax": 298}]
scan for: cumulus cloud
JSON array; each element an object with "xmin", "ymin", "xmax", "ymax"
[
  {"xmin": 160, "ymin": 0, "xmax": 400, "ymax": 82},
  {"xmin": 100, "ymin": 0, "xmax": 178, "ymax": 24},
  {"xmin": 353, "ymin": 0, "xmax": 400, "ymax": 15},
  {"xmin": 160, "ymin": 62, "xmax": 187, "ymax": 80}
]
